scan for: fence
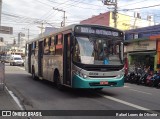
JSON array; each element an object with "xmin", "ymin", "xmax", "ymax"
[{"xmin": 0, "ymin": 63, "xmax": 5, "ymax": 91}]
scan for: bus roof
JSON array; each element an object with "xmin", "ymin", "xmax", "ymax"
[{"xmin": 27, "ymin": 24, "xmax": 123, "ymax": 44}]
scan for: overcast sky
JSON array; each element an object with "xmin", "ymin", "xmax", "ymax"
[{"xmin": 1, "ymin": 0, "xmax": 160, "ymax": 43}]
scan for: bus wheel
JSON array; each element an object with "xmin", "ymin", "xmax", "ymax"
[
  {"xmin": 32, "ymin": 67, "xmax": 37, "ymax": 80},
  {"xmin": 54, "ymin": 73, "xmax": 63, "ymax": 90}
]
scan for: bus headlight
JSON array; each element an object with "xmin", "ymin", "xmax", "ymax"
[
  {"xmin": 74, "ymin": 70, "xmax": 88, "ymax": 79},
  {"xmin": 83, "ymin": 74, "xmax": 88, "ymax": 78},
  {"xmin": 116, "ymin": 74, "xmax": 123, "ymax": 78},
  {"xmin": 79, "ymin": 72, "xmax": 88, "ymax": 79},
  {"xmin": 73, "ymin": 70, "xmax": 88, "ymax": 79}
]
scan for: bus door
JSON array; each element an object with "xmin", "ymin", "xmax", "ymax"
[
  {"xmin": 28, "ymin": 44, "xmax": 32, "ymax": 73},
  {"xmin": 63, "ymin": 33, "xmax": 71, "ymax": 86},
  {"xmin": 38, "ymin": 41, "xmax": 43, "ymax": 77}
]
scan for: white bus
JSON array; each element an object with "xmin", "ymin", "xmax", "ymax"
[{"xmin": 25, "ymin": 24, "xmax": 124, "ymax": 90}]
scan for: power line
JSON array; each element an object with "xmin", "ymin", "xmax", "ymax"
[
  {"xmin": 120, "ymin": 4, "xmax": 160, "ymax": 11},
  {"xmin": 118, "ymin": 0, "xmax": 148, "ymax": 8},
  {"xmin": 35, "ymin": 0, "xmax": 106, "ymax": 11}
]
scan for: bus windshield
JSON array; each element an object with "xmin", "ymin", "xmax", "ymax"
[{"xmin": 73, "ymin": 37, "xmax": 123, "ymax": 65}]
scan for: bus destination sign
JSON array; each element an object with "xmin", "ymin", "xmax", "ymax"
[{"xmin": 75, "ymin": 26, "xmax": 121, "ymax": 37}]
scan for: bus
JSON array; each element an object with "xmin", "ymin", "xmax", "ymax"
[{"xmin": 25, "ymin": 24, "xmax": 124, "ymax": 90}]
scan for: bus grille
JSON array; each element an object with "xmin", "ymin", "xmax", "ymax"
[{"xmin": 84, "ymin": 67, "xmax": 122, "ymax": 71}]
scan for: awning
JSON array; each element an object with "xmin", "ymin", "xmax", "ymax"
[{"xmin": 0, "ymin": 42, "xmax": 6, "ymax": 46}]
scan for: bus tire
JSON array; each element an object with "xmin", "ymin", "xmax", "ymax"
[
  {"xmin": 54, "ymin": 71, "xmax": 63, "ymax": 90},
  {"xmin": 32, "ymin": 67, "xmax": 37, "ymax": 80}
]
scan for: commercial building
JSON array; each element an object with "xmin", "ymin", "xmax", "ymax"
[
  {"xmin": 125, "ymin": 25, "xmax": 160, "ymax": 71},
  {"xmin": 80, "ymin": 11, "xmax": 154, "ymax": 30}
]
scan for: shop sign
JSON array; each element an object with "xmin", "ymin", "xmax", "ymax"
[
  {"xmin": 126, "ymin": 40, "xmax": 156, "ymax": 52},
  {"xmin": 133, "ymin": 42, "xmax": 149, "ymax": 50}
]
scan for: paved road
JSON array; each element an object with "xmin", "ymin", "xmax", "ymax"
[{"xmin": 4, "ymin": 64, "xmax": 160, "ymax": 119}]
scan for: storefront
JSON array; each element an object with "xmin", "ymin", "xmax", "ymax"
[{"xmin": 125, "ymin": 40, "xmax": 157, "ymax": 71}]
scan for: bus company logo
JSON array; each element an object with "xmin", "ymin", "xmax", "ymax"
[
  {"xmin": 2, "ymin": 111, "xmax": 11, "ymax": 116},
  {"xmin": 89, "ymin": 72, "xmax": 98, "ymax": 76}
]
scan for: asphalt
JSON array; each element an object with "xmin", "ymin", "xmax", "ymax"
[
  {"xmin": 0, "ymin": 87, "xmax": 20, "ymax": 110},
  {"xmin": 0, "ymin": 85, "xmax": 28, "ymax": 119}
]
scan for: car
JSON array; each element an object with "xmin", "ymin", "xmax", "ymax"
[
  {"xmin": 0, "ymin": 56, "xmax": 10, "ymax": 63},
  {"xmin": 5, "ymin": 56, "xmax": 10, "ymax": 63},
  {"xmin": 9, "ymin": 55, "xmax": 24, "ymax": 66},
  {"xmin": 0, "ymin": 56, "xmax": 5, "ymax": 63}
]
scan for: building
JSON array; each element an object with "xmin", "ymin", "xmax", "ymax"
[
  {"xmin": 80, "ymin": 12, "xmax": 154, "ymax": 30},
  {"xmin": 125, "ymin": 25, "xmax": 160, "ymax": 71}
]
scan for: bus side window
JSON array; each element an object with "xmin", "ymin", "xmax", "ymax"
[
  {"xmin": 49, "ymin": 36, "xmax": 55, "ymax": 55},
  {"xmin": 73, "ymin": 39, "xmax": 80, "ymax": 62},
  {"xmin": 44, "ymin": 38, "xmax": 50, "ymax": 55},
  {"xmin": 32, "ymin": 42, "xmax": 35, "ymax": 55},
  {"xmin": 55, "ymin": 34, "xmax": 63, "ymax": 55}
]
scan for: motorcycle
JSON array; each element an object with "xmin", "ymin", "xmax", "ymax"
[
  {"xmin": 145, "ymin": 71, "xmax": 154, "ymax": 86},
  {"xmin": 153, "ymin": 72, "xmax": 160, "ymax": 88},
  {"xmin": 137, "ymin": 71, "xmax": 148, "ymax": 85}
]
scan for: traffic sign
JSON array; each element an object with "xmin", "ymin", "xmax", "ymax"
[{"xmin": 0, "ymin": 26, "xmax": 13, "ymax": 34}]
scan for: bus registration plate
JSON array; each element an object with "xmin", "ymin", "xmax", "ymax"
[{"xmin": 100, "ymin": 81, "xmax": 108, "ymax": 85}]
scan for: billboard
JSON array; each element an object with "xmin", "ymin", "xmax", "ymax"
[{"xmin": 0, "ymin": 26, "xmax": 13, "ymax": 34}]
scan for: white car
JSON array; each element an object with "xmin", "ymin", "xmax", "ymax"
[{"xmin": 9, "ymin": 55, "xmax": 24, "ymax": 66}]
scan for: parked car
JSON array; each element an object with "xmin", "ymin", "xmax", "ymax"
[
  {"xmin": 0, "ymin": 56, "xmax": 5, "ymax": 62},
  {"xmin": 5, "ymin": 56, "xmax": 10, "ymax": 63},
  {"xmin": 0, "ymin": 56, "xmax": 10, "ymax": 63},
  {"xmin": 9, "ymin": 55, "xmax": 24, "ymax": 66}
]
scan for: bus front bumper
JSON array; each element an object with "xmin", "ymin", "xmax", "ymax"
[{"xmin": 72, "ymin": 75, "xmax": 124, "ymax": 88}]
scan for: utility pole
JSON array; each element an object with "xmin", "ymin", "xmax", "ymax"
[
  {"xmin": 23, "ymin": 28, "xmax": 29, "ymax": 41},
  {"xmin": 27, "ymin": 28, "xmax": 29, "ymax": 41},
  {"xmin": 53, "ymin": 7, "xmax": 66, "ymax": 27},
  {"xmin": 13, "ymin": 38, "xmax": 16, "ymax": 55},
  {"xmin": 37, "ymin": 22, "xmax": 45, "ymax": 37},
  {"xmin": 102, "ymin": 0, "xmax": 118, "ymax": 28},
  {"xmin": 0, "ymin": 0, "xmax": 2, "ymax": 25}
]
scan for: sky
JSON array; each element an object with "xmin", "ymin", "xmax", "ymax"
[{"xmin": 1, "ymin": 0, "xmax": 160, "ymax": 43}]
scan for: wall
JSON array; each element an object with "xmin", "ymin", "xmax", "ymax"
[
  {"xmin": 80, "ymin": 12, "xmax": 154, "ymax": 31},
  {"xmin": 80, "ymin": 12, "xmax": 110, "ymax": 26},
  {"xmin": 109, "ymin": 12, "xmax": 131, "ymax": 30}
]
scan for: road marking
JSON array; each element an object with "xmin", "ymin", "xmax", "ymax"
[
  {"xmin": 100, "ymin": 93, "xmax": 149, "ymax": 110},
  {"xmin": 5, "ymin": 86, "xmax": 24, "ymax": 110},
  {"xmin": 129, "ymin": 89, "xmax": 152, "ymax": 95},
  {"xmin": 98, "ymin": 93, "xmax": 160, "ymax": 115}
]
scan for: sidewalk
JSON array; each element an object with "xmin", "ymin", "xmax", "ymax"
[
  {"xmin": 0, "ymin": 86, "xmax": 28, "ymax": 119},
  {"xmin": 0, "ymin": 87, "xmax": 20, "ymax": 110}
]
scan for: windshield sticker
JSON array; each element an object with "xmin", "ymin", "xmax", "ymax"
[{"xmin": 81, "ymin": 56, "xmax": 94, "ymax": 64}]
